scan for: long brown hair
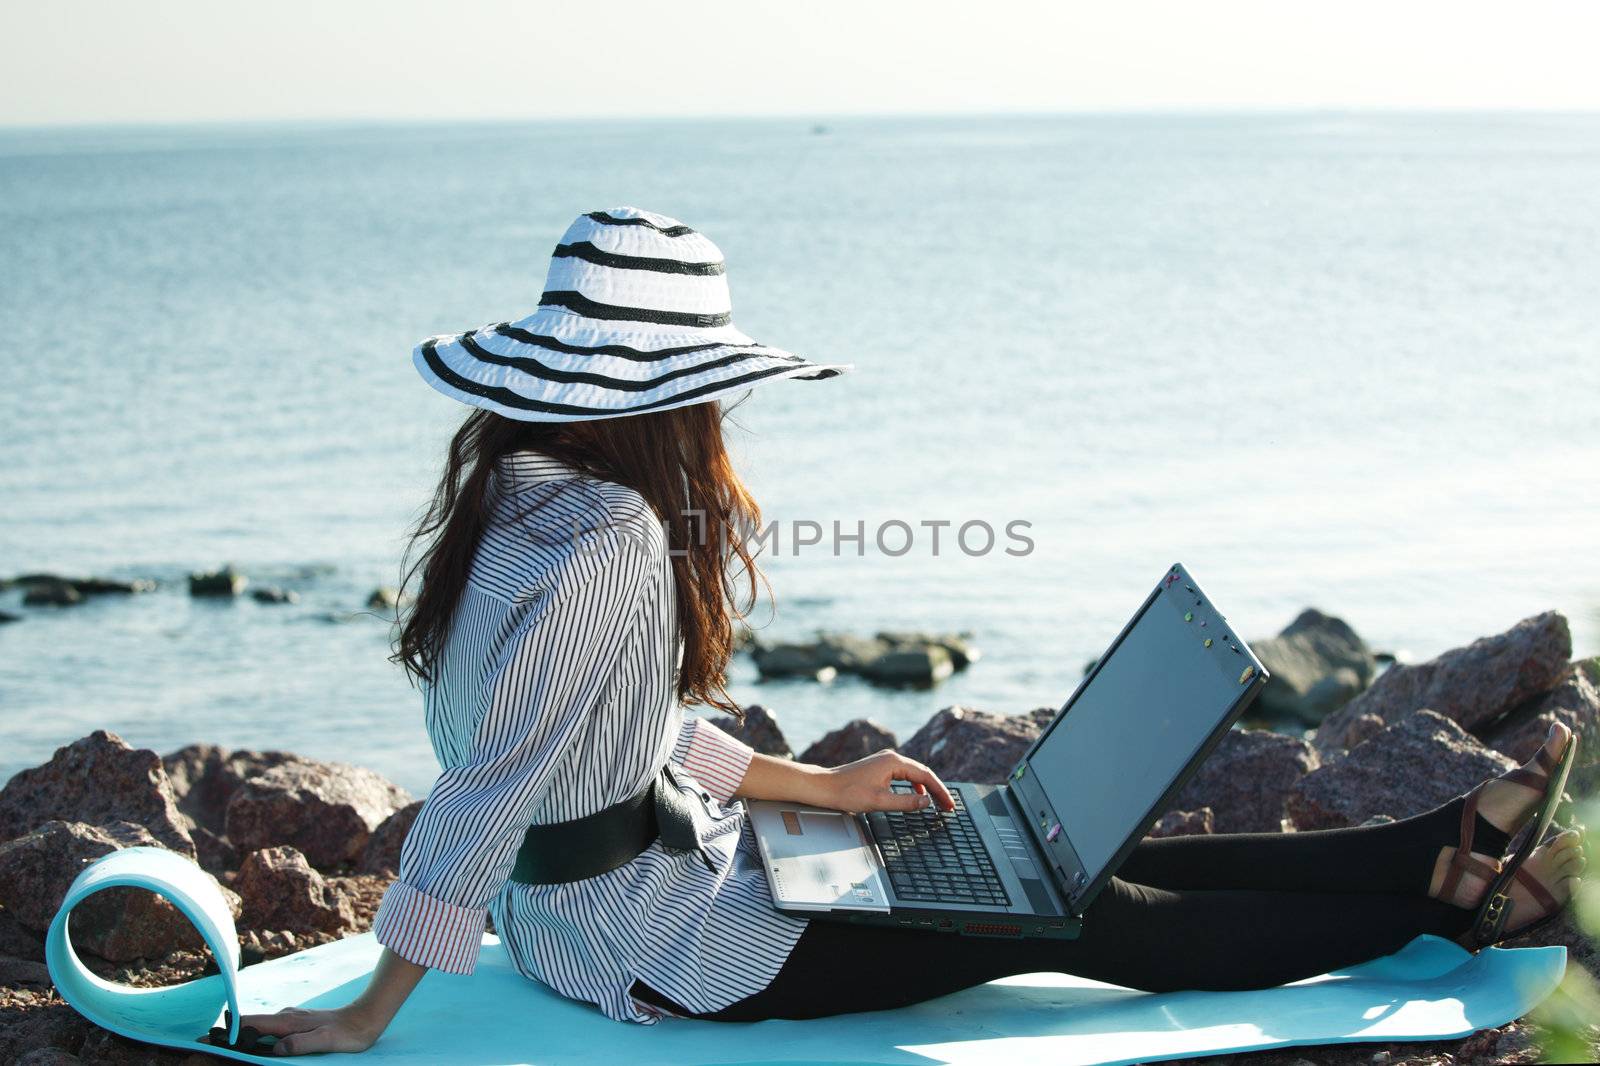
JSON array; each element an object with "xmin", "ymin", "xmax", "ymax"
[{"xmin": 390, "ymin": 403, "xmax": 763, "ymax": 715}]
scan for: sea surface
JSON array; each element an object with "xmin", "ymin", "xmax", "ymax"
[{"xmin": 3, "ymin": 113, "xmax": 1598, "ymax": 796}]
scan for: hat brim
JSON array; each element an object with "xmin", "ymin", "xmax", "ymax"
[{"xmin": 413, "ymin": 306, "xmax": 849, "ymax": 423}]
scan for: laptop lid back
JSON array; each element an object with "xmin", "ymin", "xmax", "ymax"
[{"xmin": 1009, "ymin": 563, "xmax": 1269, "ymax": 913}]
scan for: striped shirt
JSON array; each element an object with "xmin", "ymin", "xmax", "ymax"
[{"xmin": 372, "ymin": 449, "xmax": 807, "ymax": 1023}]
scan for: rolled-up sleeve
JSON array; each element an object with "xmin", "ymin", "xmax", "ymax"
[
  {"xmin": 670, "ymin": 717, "xmax": 756, "ymax": 806},
  {"xmin": 373, "ymin": 531, "xmax": 655, "ymax": 974}
]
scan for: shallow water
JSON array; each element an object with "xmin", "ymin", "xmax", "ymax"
[{"xmin": 3, "ymin": 113, "xmax": 1598, "ymax": 795}]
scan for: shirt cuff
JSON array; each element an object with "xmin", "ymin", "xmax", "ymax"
[
  {"xmin": 372, "ymin": 879, "xmax": 487, "ymax": 975},
  {"xmin": 673, "ymin": 717, "xmax": 756, "ymax": 806}
]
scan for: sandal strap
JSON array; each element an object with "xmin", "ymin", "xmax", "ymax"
[
  {"xmin": 1502, "ymin": 764, "xmax": 1549, "ymax": 791},
  {"xmin": 1439, "ymin": 788, "xmax": 1501, "ymax": 900},
  {"xmin": 1512, "ymin": 864, "xmax": 1561, "ymax": 917}
]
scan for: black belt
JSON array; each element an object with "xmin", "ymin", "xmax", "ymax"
[{"xmin": 508, "ymin": 764, "xmax": 715, "ymax": 885}]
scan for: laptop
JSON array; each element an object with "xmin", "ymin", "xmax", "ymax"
[{"xmin": 748, "ymin": 563, "xmax": 1270, "ymax": 939}]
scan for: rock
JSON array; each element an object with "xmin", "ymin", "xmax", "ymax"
[
  {"xmin": 0, "ymin": 821, "xmax": 235, "ymax": 961},
  {"xmin": 250, "ymin": 586, "xmax": 299, "ymax": 604},
  {"xmin": 0, "ymin": 609, "xmax": 20, "ymax": 623},
  {"xmin": 188, "ymin": 566, "xmax": 247, "ymax": 597},
  {"xmin": 366, "ymin": 585, "xmax": 411, "ymax": 611},
  {"xmin": 1169, "ymin": 728, "xmax": 1320, "ymax": 833},
  {"xmin": 814, "ymin": 632, "xmax": 892, "ymax": 672},
  {"xmin": 1314, "ymin": 612, "xmax": 1571, "ymax": 750},
  {"xmin": 161, "ymin": 743, "xmax": 294, "ymax": 835},
  {"xmin": 0, "ymin": 953, "xmax": 52, "ymax": 988},
  {"xmin": 1146, "ymin": 807, "xmax": 1214, "ymax": 838},
  {"xmin": 15, "ymin": 1048, "xmax": 87, "ymax": 1065},
  {"xmin": 0, "ymin": 1009, "xmax": 91, "ymax": 1064},
  {"xmin": 1484, "ymin": 657, "xmax": 1600, "ymax": 768},
  {"xmin": 22, "ymin": 579, "xmax": 83, "ymax": 607},
  {"xmin": 234, "ymin": 846, "xmax": 359, "ymax": 936},
  {"xmin": 798, "ymin": 720, "xmax": 898, "ymax": 767},
  {"xmin": 1288, "ymin": 710, "xmax": 1517, "ymax": 829},
  {"xmin": 360, "ymin": 801, "xmax": 422, "ymax": 875},
  {"xmin": 0, "ymin": 731, "xmax": 194, "ymax": 856},
  {"xmin": 860, "ymin": 645, "xmax": 954, "ymax": 688},
  {"xmin": 901, "ymin": 706, "xmax": 1055, "ymax": 783},
  {"xmin": 877, "ymin": 631, "xmax": 981, "ymax": 671},
  {"xmin": 70, "ymin": 577, "xmax": 155, "ymax": 595},
  {"xmin": 1252, "ymin": 610, "xmax": 1376, "ymax": 725},
  {"xmin": 226, "ymin": 758, "xmax": 411, "ymax": 870},
  {"xmin": 0, "ymin": 906, "xmax": 45, "ymax": 960},
  {"xmin": 705, "ymin": 705, "xmax": 792, "ymax": 758},
  {"xmin": 190, "ymin": 825, "xmax": 239, "ymax": 873},
  {"xmin": 1338, "ymin": 711, "xmax": 1388, "ymax": 751},
  {"xmin": 749, "ymin": 641, "xmax": 836, "ymax": 681}
]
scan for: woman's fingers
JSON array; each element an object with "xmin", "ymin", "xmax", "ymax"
[
  {"xmin": 276, "ymin": 1024, "xmax": 337, "ymax": 1056},
  {"xmin": 889, "ymin": 755, "xmax": 955, "ymax": 811}
]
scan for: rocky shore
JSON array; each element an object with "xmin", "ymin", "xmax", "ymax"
[{"xmin": 0, "ymin": 609, "xmax": 1596, "ymax": 1064}]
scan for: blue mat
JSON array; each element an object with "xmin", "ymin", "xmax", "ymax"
[{"xmin": 49, "ymin": 848, "xmax": 1566, "ymax": 1065}]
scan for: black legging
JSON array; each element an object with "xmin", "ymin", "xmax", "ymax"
[{"xmin": 634, "ymin": 793, "xmax": 1508, "ymax": 1021}]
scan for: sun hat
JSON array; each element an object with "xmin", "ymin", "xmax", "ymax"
[{"xmin": 412, "ymin": 206, "xmax": 850, "ymax": 422}]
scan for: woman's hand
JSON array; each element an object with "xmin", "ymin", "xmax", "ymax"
[
  {"xmin": 235, "ymin": 1005, "xmax": 382, "ymax": 1056},
  {"xmin": 822, "ymin": 750, "xmax": 955, "ymax": 813}
]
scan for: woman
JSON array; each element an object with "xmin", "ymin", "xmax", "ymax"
[{"xmin": 246, "ymin": 207, "xmax": 1584, "ymax": 1056}]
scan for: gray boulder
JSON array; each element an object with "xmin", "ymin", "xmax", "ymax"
[
  {"xmin": 1484, "ymin": 657, "xmax": 1599, "ymax": 769},
  {"xmin": 226, "ymin": 758, "xmax": 411, "ymax": 870},
  {"xmin": 1170, "ymin": 728, "xmax": 1321, "ymax": 833},
  {"xmin": 189, "ymin": 565, "xmax": 247, "ymax": 597},
  {"xmin": 21, "ymin": 579, "xmax": 82, "ymax": 607},
  {"xmin": 860, "ymin": 645, "xmax": 954, "ymax": 689},
  {"xmin": 749, "ymin": 642, "xmax": 837, "ymax": 682},
  {"xmin": 706, "ymin": 704, "xmax": 792, "ymax": 758},
  {"xmin": 0, "ymin": 731, "xmax": 194, "ymax": 856},
  {"xmin": 875, "ymin": 631, "xmax": 981, "ymax": 670},
  {"xmin": 901, "ymin": 706, "xmax": 1054, "ymax": 783},
  {"xmin": 1288, "ymin": 710, "xmax": 1516, "ymax": 829},
  {"xmin": 1314, "ymin": 611, "xmax": 1571, "ymax": 751},
  {"xmin": 1252, "ymin": 609, "xmax": 1376, "ymax": 724},
  {"xmin": 798, "ymin": 720, "xmax": 898, "ymax": 767},
  {"xmin": 251, "ymin": 586, "xmax": 299, "ymax": 604}
]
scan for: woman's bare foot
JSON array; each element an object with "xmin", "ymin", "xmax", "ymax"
[
  {"xmin": 1465, "ymin": 828, "xmax": 1586, "ymax": 944},
  {"xmin": 1428, "ymin": 721, "xmax": 1574, "ymax": 908}
]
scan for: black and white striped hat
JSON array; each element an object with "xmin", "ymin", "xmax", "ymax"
[{"xmin": 413, "ymin": 206, "xmax": 849, "ymax": 422}]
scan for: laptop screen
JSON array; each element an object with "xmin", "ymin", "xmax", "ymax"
[{"xmin": 1023, "ymin": 569, "xmax": 1258, "ymax": 885}]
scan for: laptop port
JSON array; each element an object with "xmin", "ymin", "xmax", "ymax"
[{"xmin": 961, "ymin": 921, "xmax": 1023, "ymax": 938}]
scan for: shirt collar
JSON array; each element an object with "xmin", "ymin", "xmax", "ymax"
[{"xmin": 495, "ymin": 449, "xmax": 586, "ymax": 492}]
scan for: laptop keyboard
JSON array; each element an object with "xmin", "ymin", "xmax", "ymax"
[{"xmin": 867, "ymin": 786, "xmax": 1011, "ymax": 907}]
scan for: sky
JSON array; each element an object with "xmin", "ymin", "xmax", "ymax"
[{"xmin": 2, "ymin": 0, "xmax": 1599, "ymax": 126}]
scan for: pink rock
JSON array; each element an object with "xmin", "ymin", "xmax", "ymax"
[
  {"xmin": 0, "ymin": 732, "xmax": 193, "ymax": 857},
  {"xmin": 901, "ymin": 706, "xmax": 1055, "ymax": 784},
  {"xmin": 161, "ymin": 743, "xmax": 295, "ymax": 834},
  {"xmin": 705, "ymin": 704, "xmax": 792, "ymax": 758},
  {"xmin": 225, "ymin": 758, "xmax": 410, "ymax": 871},
  {"xmin": 1146, "ymin": 807, "xmax": 1215, "ymax": 838},
  {"xmin": 360, "ymin": 801, "xmax": 422, "ymax": 875},
  {"xmin": 1485, "ymin": 657, "xmax": 1599, "ymax": 767},
  {"xmin": 1288, "ymin": 710, "xmax": 1516, "ymax": 829},
  {"xmin": 0, "ymin": 820, "xmax": 236, "ymax": 962},
  {"xmin": 1314, "ymin": 612, "xmax": 1571, "ymax": 752},
  {"xmin": 798, "ymin": 720, "xmax": 898, "ymax": 768},
  {"xmin": 234, "ymin": 846, "xmax": 359, "ymax": 937},
  {"xmin": 1170, "ymin": 728, "xmax": 1320, "ymax": 833}
]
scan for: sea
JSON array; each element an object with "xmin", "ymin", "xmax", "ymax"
[{"xmin": 3, "ymin": 112, "xmax": 1598, "ymax": 796}]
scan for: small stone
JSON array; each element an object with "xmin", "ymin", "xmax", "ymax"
[
  {"xmin": 250, "ymin": 586, "xmax": 299, "ymax": 604},
  {"xmin": 226, "ymin": 758, "xmax": 411, "ymax": 870},
  {"xmin": 860, "ymin": 645, "xmax": 954, "ymax": 689},
  {"xmin": 901, "ymin": 706, "xmax": 1055, "ymax": 783},
  {"xmin": 1314, "ymin": 611, "xmax": 1571, "ymax": 750},
  {"xmin": 1288, "ymin": 710, "xmax": 1516, "ymax": 829},
  {"xmin": 188, "ymin": 566, "xmax": 247, "ymax": 597},
  {"xmin": 705, "ymin": 705, "xmax": 792, "ymax": 758},
  {"xmin": 0, "ymin": 731, "xmax": 194, "ymax": 856},
  {"xmin": 360, "ymin": 801, "xmax": 422, "ymax": 875},
  {"xmin": 365, "ymin": 585, "xmax": 411, "ymax": 611},
  {"xmin": 1170, "ymin": 728, "xmax": 1321, "ymax": 833},
  {"xmin": 1146, "ymin": 807, "xmax": 1215, "ymax": 838},
  {"xmin": 234, "ymin": 846, "xmax": 359, "ymax": 937},
  {"xmin": 798, "ymin": 720, "xmax": 898, "ymax": 767}
]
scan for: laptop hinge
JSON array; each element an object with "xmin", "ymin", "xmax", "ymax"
[{"xmin": 997, "ymin": 780, "xmax": 1075, "ymax": 903}]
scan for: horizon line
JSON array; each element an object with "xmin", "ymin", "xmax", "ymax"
[{"xmin": 4, "ymin": 103, "xmax": 1599, "ymax": 134}]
